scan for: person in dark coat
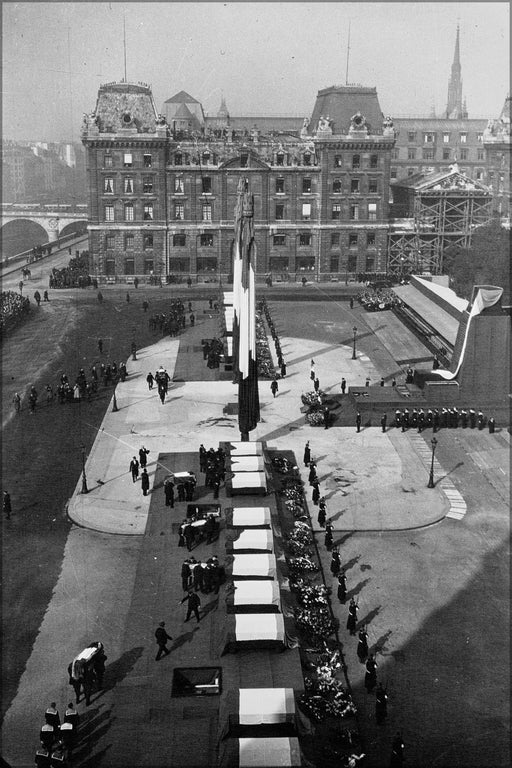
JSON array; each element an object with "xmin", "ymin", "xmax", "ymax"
[
  {"xmin": 337, "ymin": 570, "xmax": 347, "ymax": 603},
  {"xmin": 270, "ymin": 378, "xmax": 279, "ymax": 398},
  {"xmin": 364, "ymin": 654, "xmax": 378, "ymax": 692},
  {"xmin": 204, "ymin": 514, "xmax": 217, "ymax": 544},
  {"xmin": 129, "ymin": 457, "xmax": 139, "ymax": 482},
  {"xmin": 199, "ymin": 444, "xmax": 207, "ymax": 471},
  {"xmin": 356, "ymin": 411, "xmax": 362, "ymax": 433},
  {"xmin": 311, "ymin": 480, "xmax": 320, "ymax": 506},
  {"xmin": 477, "ymin": 410, "xmax": 484, "ymax": 430},
  {"xmin": 375, "ymin": 683, "xmax": 388, "ymax": 724},
  {"xmin": 324, "ymin": 520, "xmax": 334, "ymax": 550},
  {"xmin": 181, "ymin": 559, "xmax": 191, "ymax": 591},
  {"xmin": 3, "ymin": 490, "xmax": 12, "ymax": 519},
  {"xmin": 181, "ymin": 590, "xmax": 201, "ymax": 623},
  {"xmin": 488, "ymin": 416, "xmax": 496, "ymax": 433},
  {"xmin": 155, "ymin": 621, "xmax": 173, "ymax": 660},
  {"xmin": 146, "ymin": 372, "xmax": 154, "ymax": 390},
  {"xmin": 330, "ymin": 548, "xmax": 341, "ymax": 576},
  {"xmin": 303, "ymin": 441, "xmax": 311, "ymax": 467},
  {"xmin": 93, "ymin": 647, "xmax": 107, "ymax": 689},
  {"xmin": 193, "ymin": 561, "xmax": 204, "ymax": 591},
  {"xmin": 357, "ymin": 625, "xmax": 369, "ymax": 662},
  {"xmin": 341, "ymin": 377, "xmax": 347, "ymax": 394},
  {"xmin": 139, "ymin": 446, "xmax": 150, "ymax": 469},
  {"xmin": 323, "ymin": 406, "xmax": 330, "ymax": 429},
  {"xmin": 183, "ymin": 522, "xmax": 194, "ymax": 551},
  {"xmin": 280, "ymin": 362, "xmax": 287, "ymax": 378},
  {"xmin": 141, "ymin": 469, "xmax": 150, "ymax": 496},
  {"xmin": 177, "ymin": 483, "xmax": 185, "ymax": 502},
  {"xmin": 308, "ymin": 461, "xmax": 317, "ymax": 484},
  {"xmin": 164, "ymin": 478, "xmax": 175, "ymax": 507},
  {"xmin": 346, "ymin": 598, "xmax": 358, "ymax": 635},
  {"xmin": 67, "ymin": 663, "xmax": 82, "ymax": 704},
  {"xmin": 381, "ymin": 413, "xmax": 387, "ymax": 433},
  {"xmin": 44, "ymin": 703, "xmax": 60, "ymax": 729},
  {"xmin": 317, "ymin": 498, "xmax": 326, "ymax": 528},
  {"xmin": 313, "ymin": 377, "xmax": 320, "ymax": 392}
]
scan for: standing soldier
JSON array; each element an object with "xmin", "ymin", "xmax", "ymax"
[
  {"xmin": 3, "ymin": 491, "xmax": 12, "ymax": 520},
  {"xmin": 310, "ymin": 360, "xmax": 315, "ymax": 381},
  {"xmin": 477, "ymin": 410, "xmax": 484, "ymax": 430},
  {"xmin": 394, "ymin": 409, "xmax": 401, "ymax": 428},
  {"xmin": 308, "ymin": 461, "xmax": 317, "ymax": 484},
  {"xmin": 375, "ymin": 683, "xmax": 388, "ymax": 724},
  {"xmin": 469, "ymin": 408, "xmax": 476, "ymax": 428},
  {"xmin": 341, "ymin": 377, "xmax": 347, "ymax": 394},
  {"xmin": 154, "ymin": 621, "xmax": 173, "ymax": 660},
  {"xmin": 381, "ymin": 413, "xmax": 387, "ymax": 433},
  {"xmin": 129, "ymin": 456, "xmax": 139, "ymax": 482},
  {"xmin": 139, "ymin": 446, "xmax": 150, "ymax": 469},
  {"xmin": 402, "ymin": 408, "xmax": 409, "ymax": 431},
  {"xmin": 303, "ymin": 441, "xmax": 311, "ymax": 467},
  {"xmin": 357, "ymin": 625, "xmax": 369, "ymax": 662},
  {"xmin": 280, "ymin": 361, "xmax": 287, "ymax": 378},
  {"xmin": 270, "ymin": 378, "xmax": 279, "ymax": 398},
  {"xmin": 488, "ymin": 416, "xmax": 496, "ymax": 434},
  {"xmin": 356, "ymin": 411, "xmax": 362, "ymax": 433},
  {"xmin": 346, "ymin": 598, "xmax": 358, "ymax": 635},
  {"xmin": 433, "ymin": 408, "xmax": 440, "ymax": 433},
  {"xmin": 337, "ymin": 570, "xmax": 347, "ymax": 603},
  {"xmin": 330, "ymin": 547, "xmax": 341, "ymax": 576},
  {"xmin": 141, "ymin": 468, "xmax": 150, "ymax": 496},
  {"xmin": 311, "ymin": 479, "xmax": 320, "ymax": 506},
  {"xmin": 317, "ymin": 497, "xmax": 326, "ymax": 528},
  {"xmin": 364, "ymin": 654, "xmax": 378, "ymax": 692},
  {"xmin": 460, "ymin": 408, "xmax": 468, "ymax": 428},
  {"xmin": 164, "ymin": 477, "xmax": 175, "ymax": 508},
  {"xmin": 323, "ymin": 406, "xmax": 330, "ymax": 429},
  {"xmin": 324, "ymin": 519, "xmax": 334, "ymax": 550}
]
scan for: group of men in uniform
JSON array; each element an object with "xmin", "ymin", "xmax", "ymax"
[{"xmin": 393, "ymin": 407, "xmax": 494, "ymax": 432}]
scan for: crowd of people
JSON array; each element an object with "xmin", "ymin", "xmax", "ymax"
[
  {"xmin": 1, "ymin": 290, "xmax": 31, "ymax": 332},
  {"xmin": 49, "ymin": 251, "xmax": 92, "ymax": 289},
  {"xmin": 392, "ymin": 406, "xmax": 495, "ymax": 433},
  {"xmin": 148, "ymin": 298, "xmax": 192, "ymax": 336},
  {"xmin": 357, "ymin": 287, "xmax": 402, "ymax": 312}
]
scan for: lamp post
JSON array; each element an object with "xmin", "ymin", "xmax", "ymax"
[
  {"xmin": 427, "ymin": 437, "xmax": 438, "ymax": 488},
  {"xmin": 352, "ymin": 326, "xmax": 357, "ymax": 360},
  {"xmin": 80, "ymin": 444, "xmax": 89, "ymax": 494}
]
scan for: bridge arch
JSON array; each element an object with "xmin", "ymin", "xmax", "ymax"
[
  {"xmin": 60, "ymin": 220, "xmax": 88, "ymax": 238},
  {"xmin": 0, "ymin": 218, "xmax": 48, "ymax": 259}
]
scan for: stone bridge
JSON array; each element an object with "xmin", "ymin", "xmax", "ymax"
[{"xmin": 1, "ymin": 203, "xmax": 88, "ymax": 241}]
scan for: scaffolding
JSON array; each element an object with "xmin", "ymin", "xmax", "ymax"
[{"xmin": 387, "ymin": 171, "xmax": 493, "ymax": 276}]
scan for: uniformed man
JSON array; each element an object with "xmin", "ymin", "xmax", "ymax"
[
  {"xmin": 488, "ymin": 416, "xmax": 496, "ymax": 434},
  {"xmin": 402, "ymin": 409, "xmax": 409, "ymax": 430},
  {"xmin": 64, "ymin": 703, "xmax": 79, "ymax": 729},
  {"xmin": 45, "ymin": 703, "xmax": 60, "ymax": 729},
  {"xmin": 35, "ymin": 747, "xmax": 51, "ymax": 767},
  {"xmin": 460, "ymin": 409, "xmax": 468, "ymax": 428},
  {"xmin": 381, "ymin": 413, "xmax": 387, "ymax": 433},
  {"xmin": 154, "ymin": 621, "xmax": 173, "ymax": 660},
  {"xmin": 39, "ymin": 724, "xmax": 55, "ymax": 751},
  {"xmin": 432, "ymin": 409, "xmax": 440, "ymax": 433},
  {"xmin": 469, "ymin": 408, "xmax": 476, "ymax": 428},
  {"xmin": 394, "ymin": 409, "xmax": 401, "ymax": 428},
  {"xmin": 180, "ymin": 589, "xmax": 201, "ymax": 623},
  {"xmin": 129, "ymin": 457, "xmax": 139, "ymax": 482},
  {"xmin": 356, "ymin": 412, "xmax": 362, "ymax": 433},
  {"xmin": 477, "ymin": 410, "xmax": 484, "ymax": 430}
]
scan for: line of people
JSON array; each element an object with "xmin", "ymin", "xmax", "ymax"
[{"xmin": 36, "ymin": 702, "xmax": 79, "ymax": 767}]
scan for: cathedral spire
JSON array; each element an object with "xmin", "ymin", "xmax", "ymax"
[{"xmin": 446, "ymin": 25, "xmax": 464, "ymax": 119}]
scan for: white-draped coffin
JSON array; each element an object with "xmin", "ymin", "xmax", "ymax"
[
  {"xmin": 231, "ymin": 554, "xmax": 276, "ymax": 579},
  {"xmin": 230, "ymin": 507, "xmax": 271, "ymax": 528},
  {"xmin": 230, "ymin": 456, "xmax": 265, "ymax": 472},
  {"xmin": 233, "ymin": 580, "xmax": 281, "ymax": 609},
  {"xmin": 228, "ymin": 442, "xmax": 263, "ymax": 456},
  {"xmin": 238, "ymin": 737, "xmax": 301, "ymax": 767},
  {"xmin": 235, "ymin": 614, "xmax": 285, "ymax": 644},
  {"xmin": 239, "ymin": 688, "xmax": 296, "ymax": 725},
  {"xmin": 232, "ymin": 529, "xmax": 273, "ymax": 552}
]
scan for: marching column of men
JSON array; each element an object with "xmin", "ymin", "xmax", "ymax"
[{"xmin": 391, "ymin": 407, "xmax": 494, "ymax": 433}]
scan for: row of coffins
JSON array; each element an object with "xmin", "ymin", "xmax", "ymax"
[{"xmin": 223, "ymin": 441, "xmax": 268, "ymax": 497}]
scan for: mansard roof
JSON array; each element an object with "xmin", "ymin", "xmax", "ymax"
[
  {"xmin": 309, "ymin": 85, "xmax": 385, "ymax": 135},
  {"xmin": 93, "ymin": 81, "xmax": 159, "ymax": 134}
]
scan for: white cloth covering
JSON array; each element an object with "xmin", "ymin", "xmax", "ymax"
[
  {"xmin": 233, "ymin": 529, "xmax": 273, "ymax": 552},
  {"xmin": 172, "ymin": 471, "xmax": 196, "ymax": 482},
  {"xmin": 231, "ymin": 507, "xmax": 271, "ymax": 527},
  {"xmin": 223, "ymin": 291, "xmax": 234, "ymax": 306},
  {"xmin": 239, "ymin": 687, "xmax": 295, "ymax": 725},
  {"xmin": 233, "ymin": 580, "xmax": 280, "ymax": 608},
  {"xmin": 229, "ymin": 442, "xmax": 263, "ymax": 456},
  {"xmin": 232, "ymin": 554, "xmax": 276, "ymax": 578},
  {"xmin": 235, "ymin": 614, "xmax": 285, "ymax": 644},
  {"xmin": 231, "ymin": 471, "xmax": 266, "ymax": 489},
  {"xmin": 231, "ymin": 456, "xmax": 265, "ymax": 472},
  {"xmin": 239, "ymin": 737, "xmax": 301, "ymax": 767}
]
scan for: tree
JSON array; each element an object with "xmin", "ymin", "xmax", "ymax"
[{"xmin": 443, "ymin": 222, "xmax": 510, "ymax": 302}]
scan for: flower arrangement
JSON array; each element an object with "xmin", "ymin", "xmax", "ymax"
[
  {"xmin": 272, "ymin": 456, "xmax": 295, "ymax": 475},
  {"xmin": 286, "ymin": 538, "xmax": 313, "ymax": 557},
  {"xmin": 287, "ymin": 555, "xmax": 319, "ymax": 575},
  {"xmin": 301, "ymin": 391, "xmax": 324, "ymax": 408},
  {"xmin": 295, "ymin": 605, "xmax": 335, "ymax": 639},
  {"xmin": 288, "ymin": 520, "xmax": 313, "ymax": 545},
  {"xmin": 306, "ymin": 410, "xmax": 325, "ymax": 426},
  {"xmin": 255, "ymin": 311, "xmax": 275, "ymax": 378},
  {"xmin": 300, "ymin": 677, "xmax": 356, "ymax": 721},
  {"xmin": 294, "ymin": 580, "xmax": 329, "ymax": 608}
]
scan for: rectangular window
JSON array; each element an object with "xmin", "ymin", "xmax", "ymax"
[
  {"xmin": 175, "ymin": 203, "xmax": 184, "ymax": 220},
  {"xmin": 275, "ymin": 178, "xmax": 284, "ymax": 193},
  {"xmin": 443, "ymin": 149, "xmax": 451, "ymax": 160},
  {"xmin": 302, "ymin": 178, "xmax": 312, "ymax": 193},
  {"xmin": 368, "ymin": 202, "xmax": 377, "ymax": 220},
  {"xmin": 174, "ymin": 153, "xmax": 183, "ymax": 166},
  {"xmin": 408, "ymin": 148, "xmax": 416, "ymax": 160},
  {"xmin": 369, "ymin": 155, "xmax": 378, "ymax": 168},
  {"xmin": 123, "ymin": 152, "xmax": 133, "ymax": 168},
  {"xmin": 200, "ymin": 234, "xmax": 214, "ymax": 247},
  {"xmin": 143, "ymin": 203, "xmax": 154, "ymax": 220},
  {"xmin": 105, "ymin": 234, "xmax": 115, "ymax": 249},
  {"xmin": 302, "ymin": 202, "xmax": 311, "ymax": 220},
  {"xmin": 422, "ymin": 149, "xmax": 434, "ymax": 160},
  {"xmin": 303, "ymin": 152, "xmax": 312, "ymax": 166},
  {"xmin": 331, "ymin": 233, "xmax": 340, "ymax": 246},
  {"xmin": 332, "ymin": 179, "xmax": 342, "ymax": 193},
  {"xmin": 476, "ymin": 170, "xmax": 483, "ymax": 181},
  {"xmin": 105, "ymin": 259, "xmax": 115, "ymax": 275},
  {"xmin": 275, "ymin": 203, "xmax": 284, "ymax": 220},
  {"xmin": 104, "ymin": 154, "xmax": 113, "ymax": 168},
  {"xmin": 460, "ymin": 133, "xmax": 467, "ymax": 143},
  {"xmin": 273, "ymin": 234, "xmax": 286, "ymax": 246},
  {"xmin": 390, "ymin": 168, "xmax": 397, "ymax": 179},
  {"xmin": 143, "ymin": 153, "xmax": 152, "ymax": 167},
  {"xmin": 299, "ymin": 233, "xmax": 311, "ymax": 246},
  {"xmin": 276, "ymin": 153, "xmax": 285, "ymax": 166},
  {"xmin": 173, "ymin": 234, "xmax": 186, "ymax": 246},
  {"xmin": 391, "ymin": 149, "xmax": 399, "ymax": 160},
  {"xmin": 366, "ymin": 232, "xmax": 376, "ymax": 246},
  {"xmin": 407, "ymin": 131, "xmax": 416, "ymax": 142},
  {"xmin": 174, "ymin": 177, "xmax": 184, "ymax": 193},
  {"xmin": 349, "ymin": 233, "xmax": 358, "ymax": 248},
  {"xmin": 443, "ymin": 133, "xmax": 450, "ymax": 143},
  {"xmin": 103, "ymin": 177, "xmax": 114, "ymax": 194},
  {"xmin": 459, "ymin": 149, "xmax": 468, "ymax": 161},
  {"xmin": 423, "ymin": 133, "xmax": 435, "ymax": 143},
  {"xmin": 105, "ymin": 205, "xmax": 114, "ymax": 221},
  {"xmin": 365, "ymin": 255, "xmax": 375, "ymax": 272},
  {"xmin": 143, "ymin": 259, "xmax": 154, "ymax": 275},
  {"xmin": 348, "ymin": 254, "xmax": 358, "ymax": 271},
  {"xmin": 332, "ymin": 203, "xmax": 341, "ymax": 220},
  {"xmin": 143, "ymin": 177, "xmax": 153, "ymax": 194},
  {"xmin": 124, "ymin": 258, "xmax": 135, "ymax": 275},
  {"xmin": 124, "ymin": 203, "xmax": 134, "ymax": 221},
  {"xmin": 477, "ymin": 132, "xmax": 483, "ymax": 143},
  {"xmin": 125, "ymin": 234, "xmax": 134, "ymax": 250},
  {"xmin": 202, "ymin": 202, "xmax": 212, "ymax": 221},
  {"xmin": 334, "ymin": 155, "xmax": 342, "ymax": 167},
  {"xmin": 352, "ymin": 154, "xmax": 360, "ymax": 169},
  {"xmin": 124, "ymin": 177, "xmax": 134, "ymax": 194},
  {"xmin": 197, "ymin": 257, "xmax": 218, "ymax": 273},
  {"xmin": 330, "ymin": 255, "xmax": 339, "ymax": 272},
  {"xmin": 477, "ymin": 149, "xmax": 484, "ymax": 161},
  {"xmin": 202, "ymin": 177, "xmax": 212, "ymax": 194},
  {"xmin": 351, "ymin": 179, "xmax": 360, "ymax": 193},
  {"xmin": 143, "ymin": 234, "xmax": 153, "ymax": 250},
  {"xmin": 202, "ymin": 151, "xmax": 211, "ymax": 165},
  {"xmin": 369, "ymin": 179, "xmax": 378, "ymax": 194},
  {"xmin": 240, "ymin": 152, "xmax": 249, "ymax": 168},
  {"xmin": 350, "ymin": 204, "xmax": 359, "ymax": 221}
]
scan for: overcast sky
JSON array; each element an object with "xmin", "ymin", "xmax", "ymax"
[{"xmin": 2, "ymin": 1, "xmax": 509, "ymax": 142}]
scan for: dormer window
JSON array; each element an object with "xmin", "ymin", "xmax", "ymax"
[
  {"xmin": 202, "ymin": 151, "xmax": 210, "ymax": 165},
  {"xmin": 174, "ymin": 153, "xmax": 183, "ymax": 166},
  {"xmin": 240, "ymin": 152, "xmax": 249, "ymax": 168},
  {"xmin": 276, "ymin": 152, "xmax": 285, "ymax": 166}
]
